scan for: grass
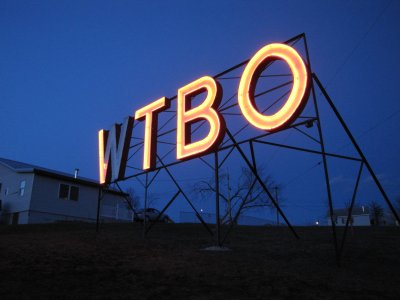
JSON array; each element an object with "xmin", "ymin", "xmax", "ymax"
[{"xmin": 0, "ymin": 223, "xmax": 399, "ymax": 299}]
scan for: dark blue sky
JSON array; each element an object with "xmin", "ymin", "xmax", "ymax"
[{"xmin": 1, "ymin": 0, "xmax": 399, "ymax": 224}]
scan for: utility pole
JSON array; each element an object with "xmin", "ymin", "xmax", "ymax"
[
  {"xmin": 227, "ymin": 172, "xmax": 232, "ymax": 224},
  {"xmin": 274, "ymin": 186, "xmax": 279, "ymax": 226}
]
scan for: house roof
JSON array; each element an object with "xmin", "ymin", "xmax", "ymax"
[
  {"xmin": 0, "ymin": 157, "xmax": 126, "ymax": 196},
  {"xmin": 0, "ymin": 158, "xmax": 37, "ymax": 171}
]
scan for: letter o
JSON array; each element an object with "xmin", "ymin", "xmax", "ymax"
[{"xmin": 238, "ymin": 43, "xmax": 309, "ymax": 131}]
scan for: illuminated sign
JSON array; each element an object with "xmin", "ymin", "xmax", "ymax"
[
  {"xmin": 99, "ymin": 43, "xmax": 310, "ymax": 184},
  {"xmin": 99, "ymin": 117, "xmax": 133, "ymax": 184},
  {"xmin": 238, "ymin": 43, "xmax": 309, "ymax": 131},
  {"xmin": 135, "ymin": 97, "xmax": 170, "ymax": 170},
  {"xmin": 177, "ymin": 76, "xmax": 225, "ymax": 160}
]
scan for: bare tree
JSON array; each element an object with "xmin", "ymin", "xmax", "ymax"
[
  {"xmin": 194, "ymin": 170, "xmax": 244, "ymax": 224},
  {"xmin": 239, "ymin": 166, "xmax": 281, "ymax": 211},
  {"xmin": 126, "ymin": 187, "xmax": 160, "ymax": 210},
  {"xmin": 126, "ymin": 187, "xmax": 141, "ymax": 211},
  {"xmin": 369, "ymin": 200, "xmax": 384, "ymax": 226},
  {"xmin": 145, "ymin": 193, "xmax": 159, "ymax": 208},
  {"xmin": 193, "ymin": 165, "xmax": 281, "ymax": 224}
]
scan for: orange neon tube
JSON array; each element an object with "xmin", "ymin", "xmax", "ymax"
[
  {"xmin": 98, "ymin": 129, "xmax": 107, "ymax": 184},
  {"xmin": 98, "ymin": 117, "xmax": 133, "ymax": 184},
  {"xmin": 238, "ymin": 43, "xmax": 309, "ymax": 131},
  {"xmin": 135, "ymin": 97, "xmax": 170, "ymax": 170},
  {"xmin": 177, "ymin": 76, "xmax": 224, "ymax": 160}
]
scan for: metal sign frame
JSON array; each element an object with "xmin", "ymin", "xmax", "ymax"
[{"xmin": 96, "ymin": 33, "xmax": 399, "ymax": 266}]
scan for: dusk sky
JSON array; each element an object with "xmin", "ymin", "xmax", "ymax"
[{"xmin": 1, "ymin": 0, "xmax": 399, "ymax": 225}]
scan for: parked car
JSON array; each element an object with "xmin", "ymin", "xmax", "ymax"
[{"xmin": 134, "ymin": 208, "xmax": 172, "ymax": 223}]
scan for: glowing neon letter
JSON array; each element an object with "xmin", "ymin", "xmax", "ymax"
[
  {"xmin": 238, "ymin": 43, "xmax": 309, "ymax": 131},
  {"xmin": 99, "ymin": 117, "xmax": 134, "ymax": 184},
  {"xmin": 135, "ymin": 97, "xmax": 170, "ymax": 170},
  {"xmin": 177, "ymin": 76, "xmax": 225, "ymax": 160}
]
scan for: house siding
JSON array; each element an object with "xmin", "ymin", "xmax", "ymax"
[
  {"xmin": 29, "ymin": 174, "xmax": 131, "ymax": 224},
  {"xmin": 101, "ymin": 191, "xmax": 134, "ymax": 221},
  {"xmin": 0, "ymin": 164, "xmax": 35, "ymax": 224},
  {"xmin": 30, "ymin": 174, "xmax": 98, "ymax": 222},
  {"xmin": 0, "ymin": 158, "xmax": 132, "ymax": 224},
  {"xmin": 327, "ymin": 214, "xmax": 370, "ymax": 226}
]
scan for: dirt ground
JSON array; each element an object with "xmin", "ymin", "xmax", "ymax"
[{"xmin": 0, "ymin": 223, "xmax": 399, "ymax": 299}]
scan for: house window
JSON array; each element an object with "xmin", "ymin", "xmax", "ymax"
[
  {"xmin": 70, "ymin": 186, "xmax": 79, "ymax": 201},
  {"xmin": 20, "ymin": 180, "xmax": 26, "ymax": 196},
  {"xmin": 59, "ymin": 184, "xmax": 69, "ymax": 199},
  {"xmin": 59, "ymin": 184, "xmax": 79, "ymax": 201}
]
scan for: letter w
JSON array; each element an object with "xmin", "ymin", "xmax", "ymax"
[{"xmin": 98, "ymin": 117, "xmax": 133, "ymax": 184}]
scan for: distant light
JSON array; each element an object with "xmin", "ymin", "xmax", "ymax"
[
  {"xmin": 200, "ymin": 209, "xmax": 204, "ymax": 212},
  {"xmin": 315, "ymin": 221, "xmax": 319, "ymax": 225}
]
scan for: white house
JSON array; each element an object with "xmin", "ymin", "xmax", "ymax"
[
  {"xmin": 327, "ymin": 206, "xmax": 371, "ymax": 227},
  {"xmin": 0, "ymin": 157, "xmax": 132, "ymax": 224}
]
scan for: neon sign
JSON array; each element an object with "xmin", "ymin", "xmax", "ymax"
[
  {"xmin": 99, "ymin": 43, "xmax": 310, "ymax": 184},
  {"xmin": 99, "ymin": 117, "xmax": 133, "ymax": 184},
  {"xmin": 135, "ymin": 97, "xmax": 170, "ymax": 170},
  {"xmin": 238, "ymin": 43, "xmax": 309, "ymax": 131},
  {"xmin": 177, "ymin": 76, "xmax": 225, "ymax": 160}
]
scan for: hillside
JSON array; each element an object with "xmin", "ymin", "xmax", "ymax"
[{"xmin": 0, "ymin": 223, "xmax": 399, "ymax": 299}]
